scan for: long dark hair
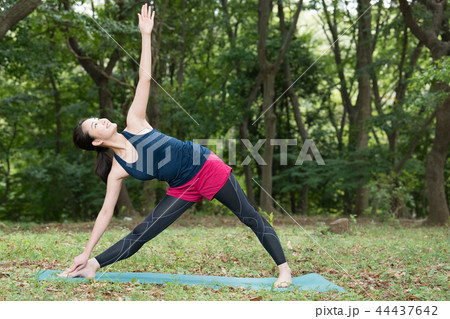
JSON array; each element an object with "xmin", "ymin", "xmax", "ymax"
[{"xmin": 73, "ymin": 119, "xmax": 112, "ymax": 183}]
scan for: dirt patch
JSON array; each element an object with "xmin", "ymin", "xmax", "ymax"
[
  {"xmin": 25, "ymin": 215, "xmax": 337, "ymax": 233},
  {"xmin": 0, "ymin": 259, "xmax": 61, "ymax": 271},
  {"xmin": 0, "ymin": 215, "xmax": 427, "ymax": 234}
]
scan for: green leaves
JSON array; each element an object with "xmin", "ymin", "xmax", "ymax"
[{"xmin": 258, "ymin": 207, "xmax": 274, "ymax": 226}]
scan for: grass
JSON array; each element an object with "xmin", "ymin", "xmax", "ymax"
[{"xmin": 0, "ymin": 214, "xmax": 448, "ymax": 301}]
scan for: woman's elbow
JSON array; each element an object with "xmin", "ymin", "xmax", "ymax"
[{"xmin": 139, "ymin": 75, "xmax": 151, "ymax": 83}]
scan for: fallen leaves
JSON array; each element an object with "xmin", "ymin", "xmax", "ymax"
[
  {"xmin": 406, "ymin": 295, "xmax": 422, "ymax": 301},
  {"xmin": 220, "ymin": 256, "xmax": 228, "ymax": 263},
  {"xmin": 45, "ymin": 287, "xmax": 59, "ymax": 293}
]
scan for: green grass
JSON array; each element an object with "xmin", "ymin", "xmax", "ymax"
[{"xmin": 0, "ymin": 215, "xmax": 448, "ymax": 301}]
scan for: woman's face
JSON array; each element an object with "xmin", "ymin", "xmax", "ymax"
[{"xmin": 82, "ymin": 118, "xmax": 117, "ymax": 141}]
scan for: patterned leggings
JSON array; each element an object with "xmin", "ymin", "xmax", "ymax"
[{"xmin": 94, "ymin": 172, "xmax": 287, "ymax": 267}]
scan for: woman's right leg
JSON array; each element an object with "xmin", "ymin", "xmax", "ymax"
[
  {"xmin": 212, "ymin": 172, "xmax": 287, "ymax": 266},
  {"xmin": 94, "ymin": 195, "xmax": 195, "ymax": 268},
  {"xmin": 212, "ymin": 172, "xmax": 292, "ymax": 287}
]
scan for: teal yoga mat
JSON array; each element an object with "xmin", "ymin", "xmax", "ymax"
[{"xmin": 37, "ymin": 270, "xmax": 345, "ymax": 292}]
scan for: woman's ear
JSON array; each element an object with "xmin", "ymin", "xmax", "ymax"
[{"xmin": 92, "ymin": 139, "xmax": 103, "ymax": 147}]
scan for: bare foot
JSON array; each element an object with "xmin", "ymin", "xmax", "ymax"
[
  {"xmin": 58, "ymin": 258, "xmax": 100, "ymax": 279},
  {"xmin": 273, "ymin": 262, "xmax": 292, "ymax": 288}
]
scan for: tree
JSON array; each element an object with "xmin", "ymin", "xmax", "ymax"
[
  {"xmin": 277, "ymin": 0, "xmax": 311, "ymax": 214},
  {"xmin": 399, "ymin": 0, "xmax": 450, "ymax": 225},
  {"xmin": 320, "ymin": 0, "xmax": 373, "ymax": 215},
  {"xmin": 256, "ymin": 0, "xmax": 303, "ymax": 213},
  {"xmin": 60, "ymin": 0, "xmax": 138, "ymax": 217},
  {"xmin": 219, "ymin": 0, "xmax": 260, "ymax": 207}
]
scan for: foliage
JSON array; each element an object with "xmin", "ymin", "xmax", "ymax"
[
  {"xmin": 365, "ymin": 173, "xmax": 415, "ymax": 222},
  {"xmin": 258, "ymin": 207, "xmax": 274, "ymax": 227},
  {"xmin": 0, "ymin": 0, "xmax": 447, "ymax": 222},
  {"xmin": 1, "ymin": 152, "xmax": 105, "ymax": 222}
]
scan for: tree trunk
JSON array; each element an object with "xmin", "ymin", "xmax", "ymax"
[
  {"xmin": 300, "ymin": 185, "xmax": 308, "ymax": 215},
  {"xmin": 290, "ymin": 189, "xmax": 297, "ymax": 214},
  {"xmin": 322, "ymin": 0, "xmax": 372, "ymax": 215},
  {"xmin": 0, "ymin": 0, "xmax": 42, "ymax": 40},
  {"xmin": 399, "ymin": 0, "xmax": 450, "ymax": 225},
  {"xmin": 425, "ymin": 88, "xmax": 450, "ymax": 225},
  {"xmin": 352, "ymin": 0, "xmax": 372, "ymax": 216},
  {"xmin": 257, "ymin": 0, "xmax": 302, "ymax": 213},
  {"xmin": 278, "ymin": 1, "xmax": 310, "ymax": 214},
  {"xmin": 259, "ymin": 72, "xmax": 277, "ymax": 213}
]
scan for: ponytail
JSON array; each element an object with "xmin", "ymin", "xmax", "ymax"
[
  {"xmin": 94, "ymin": 148, "xmax": 112, "ymax": 183},
  {"xmin": 73, "ymin": 119, "xmax": 112, "ymax": 183}
]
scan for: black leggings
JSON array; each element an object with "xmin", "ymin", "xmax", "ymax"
[{"xmin": 94, "ymin": 172, "xmax": 287, "ymax": 268}]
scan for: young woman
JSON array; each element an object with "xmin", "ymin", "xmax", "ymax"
[{"xmin": 60, "ymin": 4, "xmax": 292, "ymax": 288}]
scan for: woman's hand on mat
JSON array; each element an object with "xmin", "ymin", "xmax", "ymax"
[
  {"xmin": 138, "ymin": 3, "xmax": 155, "ymax": 35},
  {"xmin": 58, "ymin": 253, "xmax": 89, "ymax": 277}
]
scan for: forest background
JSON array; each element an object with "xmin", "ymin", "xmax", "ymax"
[{"xmin": 0, "ymin": 0, "xmax": 449, "ymax": 226}]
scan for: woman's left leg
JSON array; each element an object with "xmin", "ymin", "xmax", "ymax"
[
  {"xmin": 63, "ymin": 195, "xmax": 196, "ymax": 278},
  {"xmin": 212, "ymin": 172, "xmax": 292, "ymax": 287}
]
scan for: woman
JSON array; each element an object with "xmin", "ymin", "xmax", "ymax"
[{"xmin": 60, "ymin": 4, "xmax": 292, "ymax": 288}]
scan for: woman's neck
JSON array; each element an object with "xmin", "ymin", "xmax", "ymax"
[{"xmin": 103, "ymin": 132, "xmax": 129, "ymax": 155}]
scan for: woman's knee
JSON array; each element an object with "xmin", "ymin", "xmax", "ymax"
[
  {"xmin": 131, "ymin": 222, "xmax": 149, "ymax": 236},
  {"xmin": 241, "ymin": 215, "xmax": 258, "ymax": 228},
  {"xmin": 240, "ymin": 204, "xmax": 265, "ymax": 227}
]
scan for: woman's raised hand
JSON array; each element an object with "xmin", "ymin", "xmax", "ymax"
[{"xmin": 138, "ymin": 3, "xmax": 155, "ymax": 35}]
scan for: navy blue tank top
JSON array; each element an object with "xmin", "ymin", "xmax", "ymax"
[{"xmin": 114, "ymin": 129, "xmax": 211, "ymax": 187}]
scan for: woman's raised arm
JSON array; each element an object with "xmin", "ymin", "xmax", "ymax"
[{"xmin": 126, "ymin": 4, "xmax": 155, "ymax": 131}]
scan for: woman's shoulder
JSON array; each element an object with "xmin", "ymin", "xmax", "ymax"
[
  {"xmin": 123, "ymin": 127, "xmax": 154, "ymax": 136},
  {"xmin": 110, "ymin": 157, "xmax": 130, "ymax": 179},
  {"xmin": 125, "ymin": 117, "xmax": 153, "ymax": 135}
]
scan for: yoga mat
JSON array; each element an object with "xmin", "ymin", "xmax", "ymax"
[{"xmin": 37, "ymin": 270, "xmax": 345, "ymax": 292}]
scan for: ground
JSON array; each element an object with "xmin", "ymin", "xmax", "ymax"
[{"xmin": 0, "ymin": 214, "xmax": 448, "ymax": 301}]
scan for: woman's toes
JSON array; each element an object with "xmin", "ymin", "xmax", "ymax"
[
  {"xmin": 67, "ymin": 270, "xmax": 80, "ymax": 278},
  {"xmin": 274, "ymin": 280, "xmax": 291, "ymax": 288}
]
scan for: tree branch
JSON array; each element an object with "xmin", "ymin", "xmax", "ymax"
[
  {"xmin": 0, "ymin": 0, "xmax": 42, "ymax": 40},
  {"xmin": 257, "ymin": 0, "xmax": 271, "ymax": 68},
  {"xmin": 66, "ymin": 38, "xmax": 132, "ymax": 88},
  {"xmin": 398, "ymin": 0, "xmax": 448, "ymax": 53},
  {"xmin": 274, "ymin": 0, "xmax": 303, "ymax": 70},
  {"xmin": 322, "ymin": 0, "xmax": 354, "ymax": 114}
]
